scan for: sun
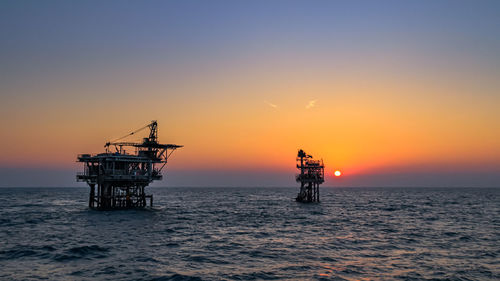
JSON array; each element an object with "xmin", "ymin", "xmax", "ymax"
[{"xmin": 334, "ymin": 170, "xmax": 342, "ymax": 177}]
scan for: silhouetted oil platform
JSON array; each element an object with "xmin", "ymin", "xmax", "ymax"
[
  {"xmin": 77, "ymin": 121, "xmax": 182, "ymax": 210},
  {"xmin": 295, "ymin": 149, "xmax": 324, "ymax": 203}
]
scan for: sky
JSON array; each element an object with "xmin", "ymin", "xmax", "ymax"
[{"xmin": 0, "ymin": 0, "xmax": 499, "ymax": 187}]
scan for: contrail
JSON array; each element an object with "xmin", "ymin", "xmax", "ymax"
[
  {"xmin": 306, "ymin": 99, "xmax": 317, "ymax": 109},
  {"xmin": 265, "ymin": 101, "xmax": 278, "ymax": 109}
]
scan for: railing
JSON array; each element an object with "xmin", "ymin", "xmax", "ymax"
[
  {"xmin": 296, "ymin": 173, "xmax": 325, "ymax": 182},
  {"xmin": 78, "ymin": 169, "xmax": 156, "ymax": 176},
  {"xmin": 77, "ymin": 154, "xmax": 93, "ymax": 159},
  {"xmin": 305, "ymin": 160, "xmax": 322, "ymax": 166}
]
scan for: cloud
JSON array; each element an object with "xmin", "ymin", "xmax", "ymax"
[
  {"xmin": 265, "ymin": 101, "xmax": 278, "ymax": 109},
  {"xmin": 306, "ymin": 99, "xmax": 317, "ymax": 109}
]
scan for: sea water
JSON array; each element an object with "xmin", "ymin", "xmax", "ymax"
[{"xmin": 0, "ymin": 187, "xmax": 498, "ymax": 280}]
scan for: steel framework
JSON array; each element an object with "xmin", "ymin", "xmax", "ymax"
[
  {"xmin": 77, "ymin": 121, "xmax": 182, "ymax": 209},
  {"xmin": 295, "ymin": 149, "xmax": 324, "ymax": 203}
]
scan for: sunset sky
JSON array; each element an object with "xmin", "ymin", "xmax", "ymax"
[{"xmin": 1, "ymin": 0, "xmax": 499, "ymax": 187}]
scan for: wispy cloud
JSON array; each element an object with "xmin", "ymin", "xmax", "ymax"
[
  {"xmin": 306, "ymin": 99, "xmax": 317, "ymax": 109},
  {"xmin": 265, "ymin": 101, "xmax": 278, "ymax": 109}
]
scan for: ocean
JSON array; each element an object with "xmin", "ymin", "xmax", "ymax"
[{"xmin": 0, "ymin": 187, "xmax": 498, "ymax": 280}]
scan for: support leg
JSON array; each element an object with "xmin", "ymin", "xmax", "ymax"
[{"xmin": 89, "ymin": 184, "xmax": 95, "ymax": 208}]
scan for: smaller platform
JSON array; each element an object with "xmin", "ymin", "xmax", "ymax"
[{"xmin": 295, "ymin": 149, "xmax": 324, "ymax": 203}]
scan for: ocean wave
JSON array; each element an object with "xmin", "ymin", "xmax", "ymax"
[
  {"xmin": 150, "ymin": 274, "xmax": 204, "ymax": 281},
  {"xmin": 0, "ymin": 245, "xmax": 56, "ymax": 260},
  {"xmin": 53, "ymin": 245, "xmax": 109, "ymax": 262}
]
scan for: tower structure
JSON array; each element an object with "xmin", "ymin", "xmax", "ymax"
[
  {"xmin": 77, "ymin": 121, "xmax": 182, "ymax": 209},
  {"xmin": 295, "ymin": 149, "xmax": 324, "ymax": 203}
]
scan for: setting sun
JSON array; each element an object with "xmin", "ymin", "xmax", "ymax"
[{"xmin": 334, "ymin": 170, "xmax": 342, "ymax": 177}]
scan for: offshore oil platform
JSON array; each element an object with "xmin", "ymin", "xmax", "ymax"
[
  {"xmin": 295, "ymin": 149, "xmax": 324, "ymax": 203},
  {"xmin": 77, "ymin": 121, "xmax": 182, "ymax": 210}
]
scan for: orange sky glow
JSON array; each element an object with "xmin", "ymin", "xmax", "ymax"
[{"xmin": 0, "ymin": 1, "xmax": 499, "ymax": 187}]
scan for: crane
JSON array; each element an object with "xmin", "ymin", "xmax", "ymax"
[{"xmin": 104, "ymin": 120, "xmax": 182, "ymax": 172}]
